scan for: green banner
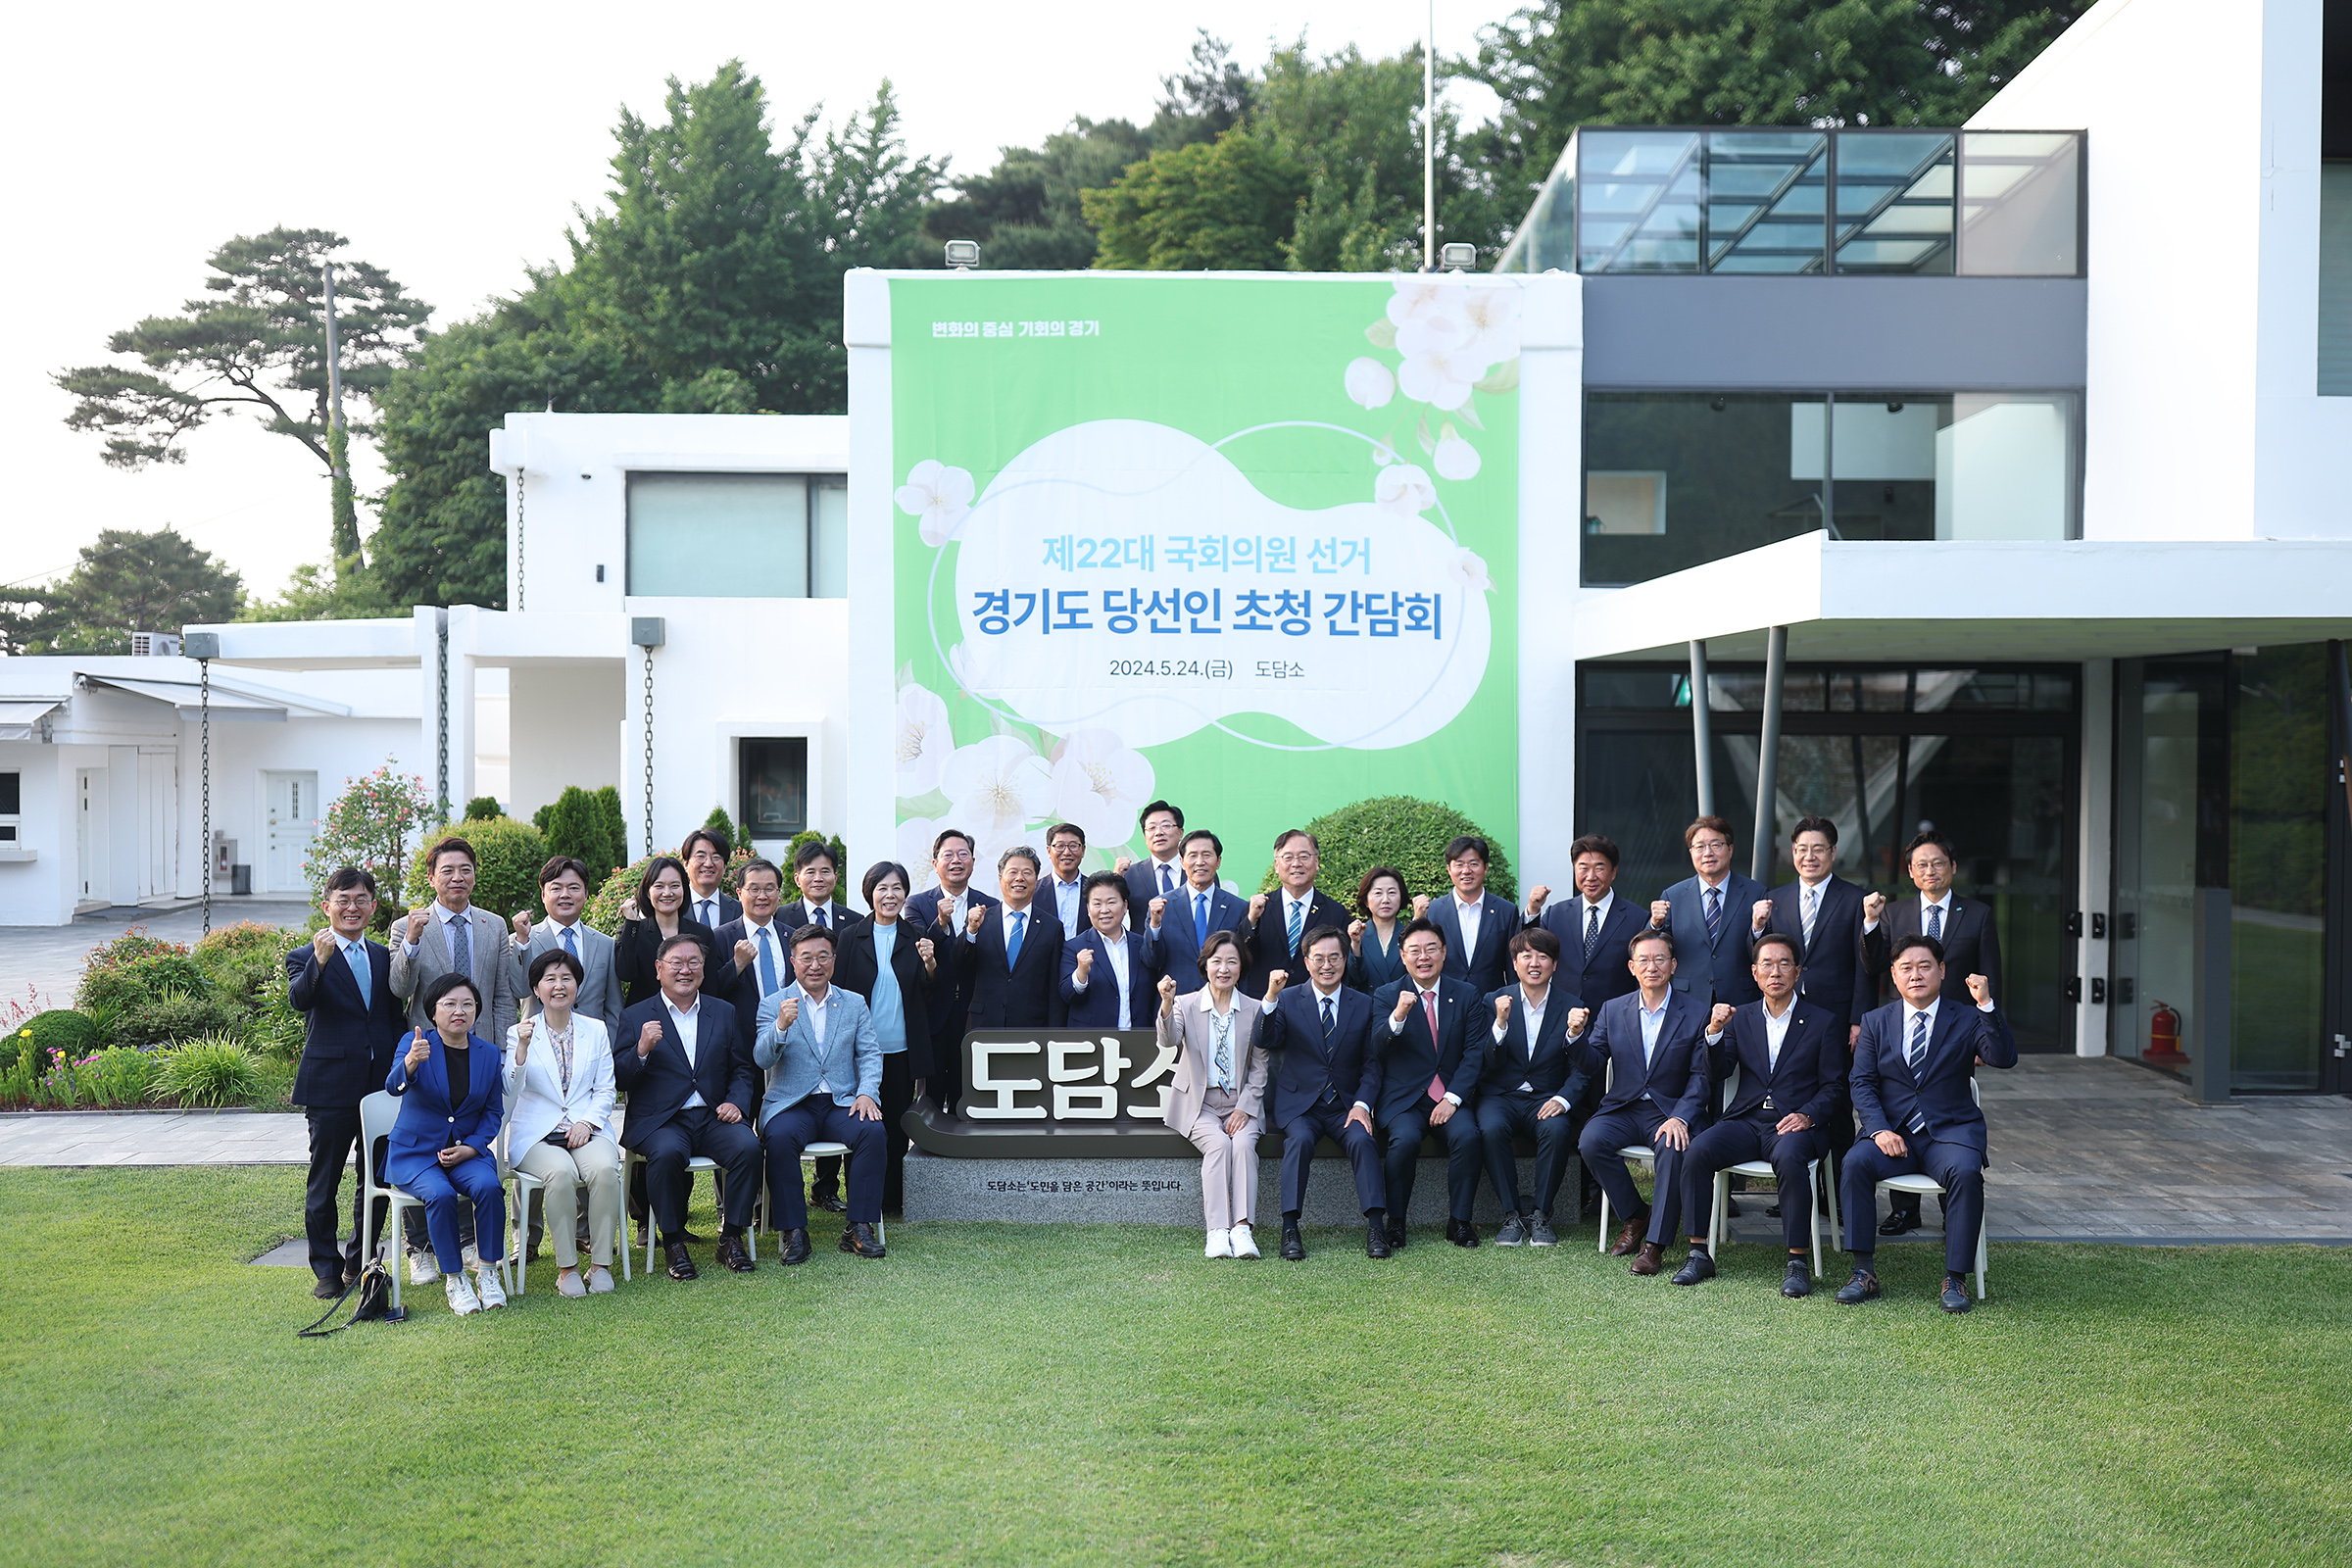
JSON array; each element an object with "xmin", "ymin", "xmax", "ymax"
[{"xmin": 889, "ymin": 274, "xmax": 1520, "ymax": 892}]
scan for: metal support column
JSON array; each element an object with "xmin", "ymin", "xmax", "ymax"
[
  {"xmin": 2189, "ymin": 886, "xmax": 2232, "ymax": 1105},
  {"xmin": 1690, "ymin": 639, "xmax": 1714, "ymax": 817},
  {"xmin": 1750, "ymin": 625, "xmax": 1788, "ymax": 884}
]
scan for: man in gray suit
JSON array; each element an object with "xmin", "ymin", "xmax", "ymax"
[
  {"xmin": 509, "ymin": 853, "xmax": 622, "ymax": 1259},
  {"xmin": 388, "ymin": 833, "xmax": 526, "ymax": 1282},
  {"xmin": 754, "ymin": 923, "xmax": 887, "ymax": 1264}
]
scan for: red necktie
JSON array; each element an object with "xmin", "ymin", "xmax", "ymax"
[{"xmin": 1423, "ymin": 990, "xmax": 1445, "ymax": 1102}]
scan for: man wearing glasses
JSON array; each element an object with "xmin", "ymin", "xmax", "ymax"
[
  {"xmin": 1568, "ymin": 930, "xmax": 1712, "ymax": 1276},
  {"xmin": 1868, "ymin": 829, "xmax": 2004, "ymax": 1235},
  {"xmin": 614, "ymin": 936, "xmax": 761, "ymax": 1280}
]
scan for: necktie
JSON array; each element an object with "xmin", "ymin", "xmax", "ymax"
[
  {"xmin": 1321, "ymin": 995, "xmax": 1335, "ymax": 1037},
  {"xmin": 757, "ymin": 927, "xmax": 779, "ymax": 993},
  {"xmin": 1584, "ymin": 903, "xmax": 1600, "ymax": 961},
  {"xmin": 1287, "ymin": 898, "xmax": 1303, "ymax": 956},
  {"xmin": 1906, "ymin": 1010, "xmax": 1930, "ymax": 1071},
  {"xmin": 698, "ymin": 898, "xmax": 714, "ymax": 927},
  {"xmin": 1802, "ymin": 885, "xmax": 1819, "ymax": 948},
  {"xmin": 1422, "ymin": 990, "xmax": 1445, "ymax": 1102},
  {"xmin": 449, "ymin": 911, "xmax": 471, "ymax": 982},
  {"xmin": 1195, "ymin": 890, "xmax": 1209, "ymax": 939},
  {"xmin": 1927, "ymin": 903, "xmax": 1944, "ymax": 941},
  {"xmin": 561, "ymin": 924, "xmax": 578, "ymax": 960},
  {"xmin": 1005, "ymin": 910, "xmax": 1025, "ymax": 966},
  {"xmin": 1159, "ymin": 862, "xmax": 1175, "ymax": 897},
  {"xmin": 345, "ymin": 941, "xmax": 370, "ymax": 1006},
  {"xmin": 814, "ymin": 905, "xmax": 828, "ymax": 931},
  {"xmin": 1704, "ymin": 886, "xmax": 1722, "ymax": 948}
]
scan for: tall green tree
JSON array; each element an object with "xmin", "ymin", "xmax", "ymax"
[
  {"xmin": 0, "ymin": 528, "xmax": 243, "ymax": 655},
  {"xmin": 51, "ymin": 227, "xmax": 431, "ymax": 570},
  {"xmin": 1462, "ymin": 0, "xmax": 2093, "ymax": 215}
]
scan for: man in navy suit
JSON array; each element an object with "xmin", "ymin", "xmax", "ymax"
[
  {"xmin": 1570, "ymin": 928, "xmax": 1713, "ymax": 1275},
  {"xmin": 1368, "ymin": 919, "xmax": 1488, "ymax": 1249},
  {"xmin": 1867, "ymin": 829, "xmax": 2005, "ymax": 1235},
  {"xmin": 286, "ymin": 866, "xmax": 407, "ymax": 1298},
  {"xmin": 1473, "ymin": 928, "xmax": 1586, "ymax": 1249},
  {"xmin": 1838, "ymin": 933, "xmax": 2017, "ymax": 1312},
  {"xmin": 1059, "ymin": 871, "xmax": 1161, "ymax": 1026},
  {"xmin": 679, "ymin": 827, "xmax": 743, "ymax": 932},
  {"xmin": 1145, "ymin": 829, "xmax": 1247, "ymax": 994},
  {"xmin": 1238, "ymin": 828, "xmax": 1349, "ymax": 997},
  {"xmin": 777, "ymin": 839, "xmax": 846, "ymax": 937},
  {"xmin": 1423, "ymin": 834, "xmax": 1523, "ymax": 998},
  {"xmin": 1648, "ymin": 815, "xmax": 1767, "ymax": 1007},
  {"xmin": 1755, "ymin": 816, "xmax": 1879, "ymax": 1045},
  {"xmin": 1528, "ymin": 834, "xmax": 1646, "ymax": 1008},
  {"xmin": 1673, "ymin": 933, "xmax": 1848, "ymax": 1296},
  {"xmin": 613, "ymin": 934, "xmax": 761, "ymax": 1281},
  {"xmin": 1119, "ymin": 799, "xmax": 1189, "ymax": 911},
  {"xmin": 1259, "ymin": 925, "xmax": 1389, "ymax": 1260},
  {"xmin": 904, "ymin": 828, "xmax": 998, "ymax": 1112},
  {"xmin": 955, "ymin": 845, "xmax": 1064, "ymax": 1032}
]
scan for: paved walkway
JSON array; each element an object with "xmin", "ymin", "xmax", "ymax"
[
  {"xmin": 3, "ymin": 1056, "xmax": 2347, "ymax": 1245},
  {"xmin": 0, "ymin": 900, "xmax": 313, "ymax": 1011}
]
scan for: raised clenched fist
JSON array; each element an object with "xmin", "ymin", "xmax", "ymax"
[
  {"xmin": 1391, "ymin": 990, "xmax": 1417, "ymax": 1024},
  {"xmin": 1526, "ymin": 884, "xmax": 1550, "ymax": 919},
  {"xmin": 1862, "ymin": 891, "xmax": 1886, "ymax": 923},
  {"xmin": 733, "ymin": 939, "xmax": 756, "ymax": 970},
  {"xmin": 636, "ymin": 1020, "xmax": 662, "ymax": 1057},
  {"xmin": 1648, "ymin": 899, "xmax": 1673, "ymax": 927},
  {"xmin": 1264, "ymin": 970, "xmax": 1288, "ymax": 1002},
  {"xmin": 1709, "ymin": 1002, "xmax": 1736, "ymax": 1033},
  {"xmin": 934, "ymin": 900, "xmax": 954, "ymax": 928},
  {"xmin": 965, "ymin": 905, "xmax": 986, "ymax": 936},
  {"xmin": 514, "ymin": 1017, "xmax": 535, "ymax": 1057},
  {"xmin": 1157, "ymin": 973, "xmax": 1178, "ymax": 1010},
  {"xmin": 405, "ymin": 908, "xmax": 429, "ymax": 943},
  {"xmin": 1072, "ymin": 947, "xmax": 1096, "ymax": 982},
  {"xmin": 1494, "ymin": 995, "xmax": 1513, "ymax": 1024},
  {"xmin": 1966, "ymin": 973, "xmax": 1992, "ymax": 1006},
  {"xmin": 1751, "ymin": 898, "xmax": 1774, "ymax": 930},
  {"xmin": 619, "ymin": 897, "xmax": 641, "ymax": 923},
  {"xmin": 774, "ymin": 997, "xmax": 800, "ymax": 1032},
  {"xmin": 1565, "ymin": 1007, "xmax": 1591, "ymax": 1037},
  {"xmin": 1113, "ymin": 856, "xmax": 1135, "ymax": 874},
  {"xmin": 915, "ymin": 937, "xmax": 936, "ymax": 969},
  {"xmin": 1410, "ymin": 893, "xmax": 1431, "ymax": 919},
  {"xmin": 1149, "ymin": 896, "xmax": 1165, "ymax": 928},
  {"xmin": 311, "ymin": 927, "xmax": 338, "ymax": 959},
  {"xmin": 1348, "ymin": 918, "xmax": 1365, "ymax": 954},
  {"xmin": 513, "ymin": 909, "xmax": 533, "ymax": 941},
  {"xmin": 1249, "ymin": 893, "xmax": 1269, "ymax": 923}
]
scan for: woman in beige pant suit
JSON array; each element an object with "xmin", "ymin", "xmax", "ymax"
[{"xmin": 1156, "ymin": 930, "xmax": 1285, "ymax": 1258}]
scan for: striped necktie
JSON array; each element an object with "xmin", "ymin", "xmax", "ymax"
[
  {"xmin": 1583, "ymin": 903, "xmax": 1600, "ymax": 961},
  {"xmin": 1906, "ymin": 1010, "xmax": 1930, "ymax": 1071},
  {"xmin": 1703, "ymin": 886, "xmax": 1722, "ymax": 948}
]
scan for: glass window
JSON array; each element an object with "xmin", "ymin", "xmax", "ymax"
[
  {"xmin": 2229, "ymin": 646, "xmax": 2328, "ymax": 1091},
  {"xmin": 1835, "ymin": 132, "xmax": 1956, "ymax": 273},
  {"xmin": 2323, "ymin": 163, "xmax": 2352, "ymax": 394},
  {"xmin": 1959, "ymin": 131, "xmax": 2081, "ymax": 275},
  {"xmin": 739, "ymin": 738, "xmax": 808, "ymax": 840},
  {"xmin": 0, "ymin": 770, "xmax": 17, "ymax": 843},
  {"xmin": 2111, "ymin": 658, "xmax": 2228, "ymax": 1082},
  {"xmin": 1578, "ymin": 131, "xmax": 1701, "ymax": 273},
  {"xmin": 628, "ymin": 472, "xmax": 809, "ymax": 598},
  {"xmin": 810, "ymin": 478, "xmax": 849, "ymax": 598},
  {"xmin": 1582, "ymin": 393, "xmax": 1826, "ymax": 584},
  {"xmin": 1705, "ymin": 130, "xmax": 1828, "ymax": 273}
]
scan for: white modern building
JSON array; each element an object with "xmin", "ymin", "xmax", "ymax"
[{"xmin": 3, "ymin": 0, "xmax": 2344, "ymax": 1102}]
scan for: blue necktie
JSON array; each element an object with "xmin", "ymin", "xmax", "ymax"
[
  {"xmin": 1159, "ymin": 862, "xmax": 1175, "ymax": 897},
  {"xmin": 1703, "ymin": 886, "xmax": 1722, "ymax": 948},
  {"xmin": 1321, "ymin": 995, "xmax": 1335, "ymax": 1037},
  {"xmin": 561, "ymin": 924, "xmax": 578, "ymax": 960},
  {"xmin": 1286, "ymin": 898, "xmax": 1303, "ymax": 956},
  {"xmin": 1005, "ymin": 910, "xmax": 1025, "ymax": 966},
  {"xmin": 1906, "ymin": 1011, "xmax": 1930, "ymax": 1071},
  {"xmin": 345, "ymin": 941, "xmax": 370, "ymax": 1006},
  {"xmin": 449, "ymin": 911, "xmax": 471, "ymax": 981},
  {"xmin": 1195, "ymin": 891, "xmax": 1209, "ymax": 940},
  {"xmin": 757, "ymin": 927, "xmax": 779, "ymax": 994},
  {"xmin": 1927, "ymin": 903, "xmax": 1944, "ymax": 941}
]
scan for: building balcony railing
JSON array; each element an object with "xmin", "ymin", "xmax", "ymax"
[{"xmin": 1494, "ymin": 126, "xmax": 2083, "ymax": 278}]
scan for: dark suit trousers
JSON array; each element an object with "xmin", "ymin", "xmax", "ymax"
[
  {"xmin": 1682, "ymin": 1115, "xmax": 1829, "ymax": 1250},
  {"xmin": 1279, "ymin": 1102, "xmax": 1385, "ymax": 1217},
  {"xmin": 302, "ymin": 1107, "xmax": 384, "ymax": 1281},
  {"xmin": 1578, "ymin": 1102, "xmax": 1686, "ymax": 1246},
  {"xmin": 1474, "ymin": 1093, "xmax": 1576, "ymax": 1216},
  {"xmin": 1379, "ymin": 1102, "xmax": 1482, "ymax": 1222},
  {"xmin": 638, "ymin": 1107, "xmax": 760, "ymax": 1241},
  {"xmin": 760, "ymin": 1099, "xmax": 885, "ymax": 1227},
  {"xmin": 1842, "ymin": 1136, "xmax": 1984, "ymax": 1275},
  {"xmin": 877, "ymin": 1050, "xmax": 914, "ymax": 1213}
]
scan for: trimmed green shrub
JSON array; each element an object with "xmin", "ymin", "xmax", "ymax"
[
  {"xmin": 543, "ymin": 785, "xmax": 624, "ymax": 883},
  {"xmin": 6, "ymin": 1009, "xmax": 98, "ymax": 1070},
  {"xmin": 1256, "ymin": 796, "xmax": 1517, "ymax": 907},
  {"xmin": 401, "ymin": 815, "xmax": 550, "ymax": 920},
  {"xmin": 120, "ymin": 986, "xmax": 245, "ymax": 1050},
  {"xmin": 593, "ymin": 786, "xmax": 627, "ymax": 866},
  {"xmin": 531, "ymin": 802, "xmax": 554, "ymax": 832},
  {"xmin": 697, "ymin": 805, "xmax": 740, "ymax": 855},
  {"xmin": 193, "ymin": 922, "xmax": 302, "ymax": 1009},
  {"xmin": 152, "ymin": 1035, "xmax": 266, "ymax": 1108},
  {"xmin": 248, "ymin": 970, "xmax": 308, "ymax": 1061},
  {"xmin": 464, "ymin": 795, "xmax": 502, "ymax": 821}
]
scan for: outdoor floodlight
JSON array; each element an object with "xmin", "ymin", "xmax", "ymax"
[
  {"xmin": 1440, "ymin": 242, "xmax": 1477, "ymax": 271},
  {"xmin": 945, "ymin": 239, "xmax": 980, "ymax": 270}
]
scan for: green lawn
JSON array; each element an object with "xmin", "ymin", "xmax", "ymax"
[{"xmin": 2, "ymin": 1167, "xmax": 2347, "ymax": 1568}]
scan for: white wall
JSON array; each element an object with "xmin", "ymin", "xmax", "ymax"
[{"xmin": 508, "ymin": 663, "xmax": 623, "ymax": 822}]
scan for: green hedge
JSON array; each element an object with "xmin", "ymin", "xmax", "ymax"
[{"xmin": 1254, "ymin": 796, "xmax": 1517, "ymax": 908}]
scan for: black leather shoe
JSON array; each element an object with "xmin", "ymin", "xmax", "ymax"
[
  {"xmin": 1879, "ymin": 1209, "xmax": 1923, "ymax": 1236},
  {"xmin": 1835, "ymin": 1267, "xmax": 1881, "ymax": 1304},
  {"xmin": 1765, "ymin": 1202, "xmax": 1783, "ymax": 1218},
  {"xmin": 1446, "ymin": 1217, "xmax": 1480, "ymax": 1248},
  {"xmin": 1609, "ymin": 1209, "xmax": 1650, "ymax": 1256},
  {"xmin": 811, "ymin": 1193, "xmax": 849, "ymax": 1214},
  {"xmin": 715, "ymin": 1233, "xmax": 757, "ymax": 1273},
  {"xmin": 1671, "ymin": 1250, "xmax": 1716, "ymax": 1286},
  {"xmin": 679, "ymin": 1228, "xmax": 710, "ymax": 1244},
  {"xmin": 1279, "ymin": 1224, "xmax": 1305, "ymax": 1261},
  {"xmin": 1940, "ymin": 1274, "xmax": 1974, "ymax": 1313},
  {"xmin": 664, "ymin": 1242, "xmax": 699, "ymax": 1281},
  {"xmin": 1783, "ymin": 1258, "xmax": 1813, "ymax": 1298},
  {"xmin": 841, "ymin": 1221, "xmax": 886, "ymax": 1259},
  {"xmin": 1385, "ymin": 1219, "xmax": 1407, "ymax": 1250},
  {"xmin": 1629, "ymin": 1242, "xmax": 1665, "ymax": 1276},
  {"xmin": 779, "ymin": 1227, "xmax": 812, "ymax": 1265},
  {"xmin": 1366, "ymin": 1219, "xmax": 1393, "ymax": 1258},
  {"xmin": 1725, "ymin": 1198, "xmax": 1743, "ymax": 1218},
  {"xmin": 312, "ymin": 1275, "xmax": 343, "ymax": 1300}
]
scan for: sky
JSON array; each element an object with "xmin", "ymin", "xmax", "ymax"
[{"xmin": 3, "ymin": 1, "xmax": 1515, "ymax": 604}]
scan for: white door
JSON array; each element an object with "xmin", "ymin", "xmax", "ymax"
[
  {"xmin": 140, "ymin": 751, "xmax": 175, "ymax": 899},
  {"xmin": 76, "ymin": 769, "xmax": 109, "ymax": 903},
  {"xmin": 264, "ymin": 771, "xmax": 318, "ymax": 893}
]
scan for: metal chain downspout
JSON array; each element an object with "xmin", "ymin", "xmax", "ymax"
[
  {"xmin": 199, "ymin": 657, "xmax": 212, "ymax": 938},
  {"xmin": 436, "ymin": 612, "xmax": 451, "ymax": 822},
  {"xmin": 641, "ymin": 646, "xmax": 656, "ymax": 858},
  {"xmin": 513, "ymin": 470, "xmax": 524, "ymax": 612}
]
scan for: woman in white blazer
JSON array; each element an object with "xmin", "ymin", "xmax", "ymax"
[
  {"xmin": 1156, "ymin": 929, "xmax": 1283, "ymax": 1258},
  {"xmin": 503, "ymin": 948, "xmax": 622, "ymax": 1296}
]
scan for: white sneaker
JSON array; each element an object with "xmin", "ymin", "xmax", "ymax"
[
  {"xmin": 1205, "ymin": 1229, "xmax": 1234, "ymax": 1258},
  {"xmin": 472, "ymin": 1264, "xmax": 508, "ymax": 1309},
  {"xmin": 408, "ymin": 1250, "xmax": 441, "ymax": 1286},
  {"xmin": 1231, "ymin": 1223, "xmax": 1261, "ymax": 1259},
  {"xmin": 585, "ymin": 1266, "xmax": 614, "ymax": 1295},
  {"xmin": 443, "ymin": 1273, "xmax": 481, "ymax": 1316}
]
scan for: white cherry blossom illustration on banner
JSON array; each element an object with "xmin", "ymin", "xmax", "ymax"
[
  {"xmin": 1050, "ymin": 728, "xmax": 1156, "ymax": 845},
  {"xmin": 1373, "ymin": 463, "xmax": 1438, "ymax": 516},
  {"xmin": 939, "ymin": 734, "xmax": 1054, "ymax": 836},
  {"xmin": 948, "ymin": 637, "xmax": 1007, "ymax": 700},
  {"xmin": 1449, "ymin": 548, "xmax": 1494, "ymax": 594},
  {"xmin": 895, "ymin": 459, "xmax": 976, "ymax": 547},
  {"xmin": 1460, "ymin": 287, "xmax": 1523, "ymax": 367},
  {"xmin": 1433, "ymin": 432, "xmax": 1482, "ymax": 482},
  {"xmin": 895, "ymin": 817, "xmax": 944, "ymax": 891},
  {"xmin": 1344, "ymin": 356, "xmax": 1396, "ymax": 410},
  {"xmin": 894, "ymin": 684, "xmax": 952, "ymax": 796}
]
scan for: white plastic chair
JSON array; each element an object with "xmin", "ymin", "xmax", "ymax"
[
  {"xmin": 1592, "ymin": 1060, "xmax": 1662, "ymax": 1253},
  {"xmin": 1702, "ymin": 1065, "xmax": 1841, "ymax": 1275},
  {"xmin": 360, "ymin": 1089, "xmax": 512, "ymax": 1314},
  {"xmin": 1872, "ymin": 1077, "xmax": 1989, "ymax": 1298},
  {"xmin": 623, "ymin": 1149, "xmax": 749, "ymax": 1274},
  {"xmin": 756, "ymin": 1140, "xmax": 885, "ymax": 1249},
  {"xmin": 502, "ymin": 1126, "xmax": 631, "ymax": 1297}
]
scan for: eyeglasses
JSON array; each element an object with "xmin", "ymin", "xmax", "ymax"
[{"xmin": 1631, "ymin": 955, "xmax": 1673, "ymax": 968}]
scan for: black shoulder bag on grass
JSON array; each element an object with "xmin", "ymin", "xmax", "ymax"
[{"xmin": 297, "ymin": 1259, "xmax": 394, "ymax": 1338}]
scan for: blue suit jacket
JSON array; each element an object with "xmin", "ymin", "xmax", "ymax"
[
  {"xmin": 1367, "ymin": 975, "xmax": 1488, "ymax": 1122},
  {"xmin": 1058, "ymin": 928, "xmax": 1161, "ymax": 1028},
  {"xmin": 286, "ymin": 939, "xmax": 404, "ymax": 1109},
  {"xmin": 1704, "ymin": 998, "xmax": 1846, "ymax": 1128},
  {"xmin": 1426, "ymin": 891, "xmax": 1523, "ymax": 998},
  {"xmin": 1474, "ymin": 981, "xmax": 1587, "ymax": 1102},
  {"xmin": 1656, "ymin": 871, "xmax": 1768, "ymax": 1006},
  {"xmin": 382, "ymin": 1029, "xmax": 504, "ymax": 1186},
  {"xmin": 1850, "ymin": 999, "xmax": 2017, "ymax": 1155},
  {"xmin": 1150, "ymin": 883, "xmax": 1249, "ymax": 994},
  {"xmin": 1571, "ymin": 990, "xmax": 1712, "ymax": 1123},
  {"xmin": 754, "ymin": 984, "xmax": 882, "ymax": 1127},
  {"xmin": 1260, "ymin": 983, "xmax": 1384, "ymax": 1126},
  {"xmin": 1762, "ymin": 875, "xmax": 1877, "ymax": 1030},
  {"xmin": 1537, "ymin": 894, "xmax": 1649, "ymax": 1007},
  {"xmin": 612, "ymin": 994, "xmax": 755, "ymax": 1149}
]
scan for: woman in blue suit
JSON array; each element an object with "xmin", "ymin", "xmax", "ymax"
[
  {"xmin": 386, "ymin": 970, "xmax": 509, "ymax": 1316},
  {"xmin": 1347, "ymin": 866, "xmax": 1410, "ymax": 993},
  {"xmin": 1059, "ymin": 870, "xmax": 1161, "ymax": 1028}
]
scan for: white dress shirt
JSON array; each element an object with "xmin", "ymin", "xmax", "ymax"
[
  {"xmin": 1051, "ymin": 876, "xmax": 1084, "ymax": 930},
  {"xmin": 665, "ymin": 996, "xmax": 708, "ymax": 1108},
  {"xmin": 1763, "ymin": 997, "xmax": 1794, "ymax": 1068},
  {"xmin": 1576, "ymin": 890, "xmax": 1617, "ymax": 938},
  {"xmin": 1637, "ymin": 993, "xmax": 1669, "ymax": 1101},
  {"xmin": 1149, "ymin": 857, "xmax": 1181, "ymax": 898},
  {"xmin": 1451, "ymin": 891, "xmax": 1484, "ymax": 963},
  {"xmin": 1492, "ymin": 984, "xmax": 1549, "ymax": 1096},
  {"xmin": 1918, "ymin": 892, "xmax": 1953, "ymax": 939},
  {"xmin": 1102, "ymin": 935, "xmax": 1132, "ymax": 1028}
]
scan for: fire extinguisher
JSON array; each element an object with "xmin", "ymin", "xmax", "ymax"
[{"xmin": 2146, "ymin": 1000, "xmax": 2184, "ymax": 1062}]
